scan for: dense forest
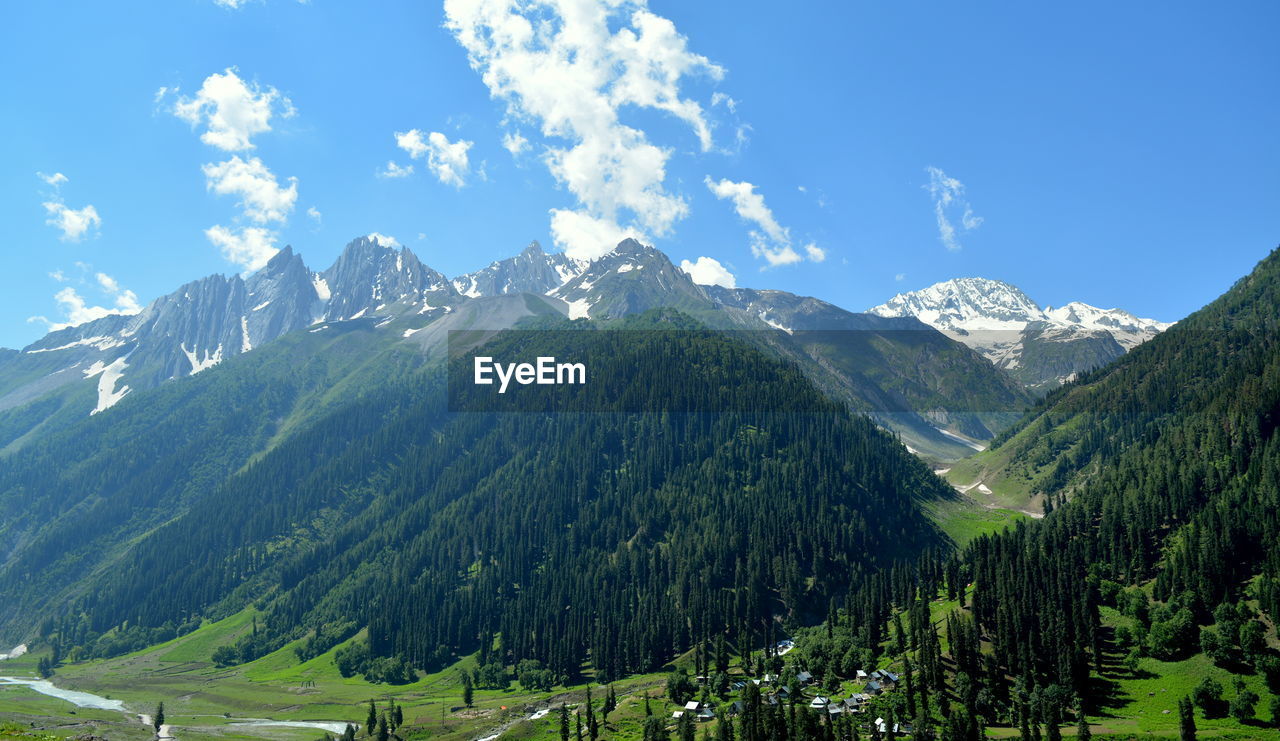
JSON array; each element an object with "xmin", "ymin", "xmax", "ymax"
[
  {"xmin": 777, "ymin": 248, "xmax": 1280, "ymax": 738},
  {"xmin": 10, "ymin": 245, "xmax": 1280, "ymax": 738},
  {"xmin": 21, "ymin": 310, "xmax": 955, "ymax": 685}
]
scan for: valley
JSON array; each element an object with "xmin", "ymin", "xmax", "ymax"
[{"xmin": 2, "ymin": 239, "xmax": 1276, "ymax": 741}]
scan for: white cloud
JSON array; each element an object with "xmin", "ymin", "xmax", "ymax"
[
  {"xmin": 425, "ymin": 131, "xmax": 473, "ymax": 187},
  {"xmin": 394, "ymin": 129, "xmax": 473, "ymax": 187},
  {"xmin": 366, "ymin": 232, "xmax": 401, "ymax": 248},
  {"xmin": 28, "ymin": 271, "xmax": 141, "ymax": 331},
  {"xmin": 444, "ymin": 0, "xmax": 723, "ymax": 260},
  {"xmin": 307, "ymin": 206, "xmax": 322, "ymax": 224},
  {"xmin": 710, "ymin": 92, "xmax": 737, "ymax": 114},
  {"xmin": 168, "ymin": 69, "xmax": 299, "ymax": 272},
  {"xmin": 43, "ymin": 201, "xmax": 101, "ymax": 242},
  {"xmin": 925, "ymin": 166, "xmax": 982, "ymax": 252},
  {"xmin": 171, "ymin": 68, "xmax": 293, "ymax": 152},
  {"xmin": 502, "ymin": 130, "xmax": 528, "ymax": 156},
  {"xmin": 37, "ymin": 171, "xmax": 68, "ymax": 187},
  {"xmin": 895, "ymin": 272, "xmax": 906, "ymax": 282},
  {"xmin": 679, "ymin": 256, "xmax": 736, "ymax": 288},
  {"xmin": 49, "ymin": 270, "xmax": 66, "ymax": 282},
  {"xmin": 705, "ymin": 177, "xmax": 786, "ymax": 243},
  {"xmin": 704, "ymin": 176, "xmax": 821, "ymax": 268},
  {"xmin": 379, "ymin": 160, "xmax": 414, "ymax": 179},
  {"xmin": 394, "ymin": 129, "xmax": 429, "ymax": 159},
  {"xmin": 204, "ymin": 225, "xmax": 278, "ymax": 272},
  {"xmin": 202, "ymin": 155, "xmax": 297, "ymax": 223},
  {"xmin": 549, "ymin": 209, "xmax": 637, "ymax": 256}
]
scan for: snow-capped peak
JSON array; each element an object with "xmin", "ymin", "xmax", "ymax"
[
  {"xmin": 869, "ymin": 277, "xmax": 1044, "ymax": 333},
  {"xmin": 868, "ymin": 277, "xmax": 1172, "ymax": 388}
]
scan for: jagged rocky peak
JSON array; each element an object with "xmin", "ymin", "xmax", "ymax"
[
  {"xmin": 549, "ymin": 237, "xmax": 709, "ymax": 320},
  {"xmin": 321, "ymin": 235, "xmax": 454, "ymax": 320},
  {"xmin": 242, "ymin": 246, "xmax": 323, "ymax": 352},
  {"xmin": 451, "ymin": 240, "xmax": 587, "ymax": 298}
]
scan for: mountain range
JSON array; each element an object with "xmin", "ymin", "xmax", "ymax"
[
  {"xmin": 1, "ymin": 236, "xmax": 1045, "ymax": 460},
  {"xmin": 3, "ymin": 234, "xmax": 1278, "ymax": 741},
  {"xmin": 869, "ymin": 277, "xmax": 1171, "ymax": 391}
]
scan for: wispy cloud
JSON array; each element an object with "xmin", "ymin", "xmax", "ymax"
[
  {"xmin": 379, "ymin": 160, "xmax": 414, "ymax": 179},
  {"xmin": 925, "ymin": 166, "xmax": 982, "ymax": 251},
  {"xmin": 444, "ymin": 0, "xmax": 724, "ymax": 260},
  {"xmin": 37, "ymin": 171, "xmax": 101, "ymax": 242},
  {"xmin": 37, "ymin": 171, "xmax": 68, "ymax": 187},
  {"xmin": 704, "ymin": 176, "xmax": 823, "ymax": 268}
]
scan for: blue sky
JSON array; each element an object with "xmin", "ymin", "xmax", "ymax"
[{"xmin": 2, "ymin": 1, "xmax": 1277, "ymax": 349}]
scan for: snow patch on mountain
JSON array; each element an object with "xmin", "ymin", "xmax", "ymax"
[
  {"xmin": 311, "ymin": 275, "xmax": 331, "ymax": 301},
  {"xmin": 180, "ymin": 343, "xmax": 224, "ymax": 375},
  {"xmin": 25, "ymin": 335, "xmax": 126, "ymax": 354},
  {"xmin": 84, "ymin": 355, "xmax": 131, "ymax": 414},
  {"xmin": 566, "ymin": 298, "xmax": 594, "ymax": 320}
]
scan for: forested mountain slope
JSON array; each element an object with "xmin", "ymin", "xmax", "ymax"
[
  {"xmin": 789, "ymin": 246, "xmax": 1280, "ymax": 738},
  {"xmin": 7, "ymin": 311, "xmax": 957, "ymax": 686},
  {"xmin": 963, "ymin": 245, "xmax": 1280, "ymax": 669}
]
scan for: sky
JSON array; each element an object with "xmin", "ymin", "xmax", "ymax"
[{"xmin": 1, "ymin": 1, "xmax": 1277, "ymax": 349}]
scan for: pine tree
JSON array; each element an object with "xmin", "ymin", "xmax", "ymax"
[
  {"xmin": 366, "ymin": 700, "xmax": 377, "ymax": 737},
  {"xmin": 1075, "ymin": 709, "xmax": 1090, "ymax": 741},
  {"xmin": 392, "ymin": 702, "xmax": 403, "ymax": 729},
  {"xmin": 716, "ymin": 715, "xmax": 734, "ymax": 741},
  {"xmin": 678, "ymin": 709, "xmax": 696, "ymax": 741},
  {"xmin": 462, "ymin": 671, "xmax": 474, "ymax": 708},
  {"xmin": 342, "ymin": 724, "xmax": 356, "ymax": 741},
  {"xmin": 559, "ymin": 705, "xmax": 570, "ymax": 741},
  {"xmin": 1178, "ymin": 696, "xmax": 1196, "ymax": 741},
  {"xmin": 376, "ymin": 713, "xmax": 389, "ymax": 741},
  {"xmin": 586, "ymin": 685, "xmax": 598, "ymax": 740},
  {"xmin": 154, "ymin": 702, "xmax": 165, "ymax": 734}
]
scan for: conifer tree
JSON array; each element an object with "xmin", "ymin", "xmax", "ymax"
[{"xmin": 1178, "ymin": 696, "xmax": 1196, "ymax": 741}]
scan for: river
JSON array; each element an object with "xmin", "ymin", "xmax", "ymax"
[{"xmin": 1, "ymin": 675, "xmax": 354, "ymax": 737}]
